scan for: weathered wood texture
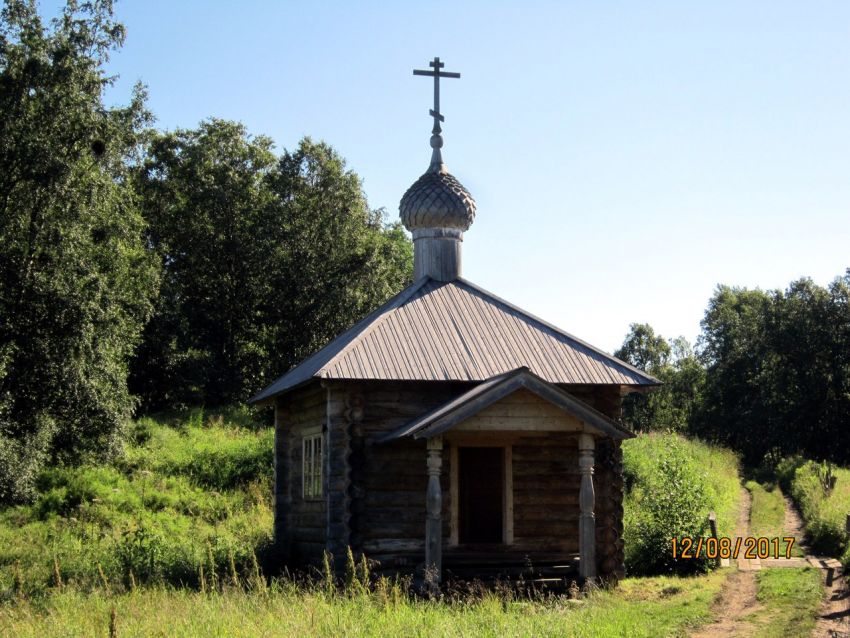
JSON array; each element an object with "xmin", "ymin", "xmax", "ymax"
[
  {"xmin": 595, "ymin": 438, "xmax": 625, "ymax": 581},
  {"xmin": 561, "ymin": 385, "xmax": 623, "ymax": 421},
  {"xmin": 513, "ymin": 432, "xmax": 580, "ymax": 553},
  {"xmin": 274, "ymin": 379, "xmax": 626, "ymax": 579},
  {"xmin": 275, "ymin": 381, "xmax": 327, "ymax": 565},
  {"xmin": 455, "ymin": 388, "xmax": 583, "ymax": 432},
  {"xmin": 325, "ymin": 384, "xmax": 356, "ymax": 567}
]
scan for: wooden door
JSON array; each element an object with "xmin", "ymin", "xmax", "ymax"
[{"xmin": 459, "ymin": 447, "xmax": 504, "ymax": 544}]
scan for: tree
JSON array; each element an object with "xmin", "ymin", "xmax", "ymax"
[
  {"xmin": 616, "ymin": 323, "xmax": 671, "ymax": 373},
  {"xmin": 0, "ymin": 0, "xmax": 158, "ymax": 501},
  {"xmin": 616, "ymin": 324, "xmax": 705, "ymax": 432},
  {"xmin": 694, "ymin": 274, "xmax": 850, "ymax": 464},
  {"xmin": 131, "ymin": 129, "xmax": 412, "ymax": 409},
  {"xmin": 130, "ymin": 120, "xmax": 278, "ymax": 408},
  {"xmin": 691, "ymin": 286, "xmax": 773, "ymax": 460},
  {"xmin": 263, "ymin": 138, "xmax": 413, "ymax": 385}
]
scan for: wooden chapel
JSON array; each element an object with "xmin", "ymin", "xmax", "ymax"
[{"xmin": 249, "ymin": 57, "xmax": 659, "ymax": 584}]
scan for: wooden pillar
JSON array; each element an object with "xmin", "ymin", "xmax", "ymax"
[
  {"xmin": 578, "ymin": 433, "xmax": 596, "ymax": 580},
  {"xmin": 425, "ymin": 436, "xmax": 443, "ymax": 584}
]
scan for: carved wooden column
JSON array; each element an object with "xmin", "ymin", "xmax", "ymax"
[
  {"xmin": 578, "ymin": 433, "xmax": 596, "ymax": 579},
  {"xmin": 425, "ymin": 436, "xmax": 443, "ymax": 584}
]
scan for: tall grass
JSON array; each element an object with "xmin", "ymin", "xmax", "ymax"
[
  {"xmin": 0, "ymin": 414, "xmax": 273, "ymax": 597},
  {"xmin": 0, "ymin": 571, "xmax": 729, "ymax": 638}
]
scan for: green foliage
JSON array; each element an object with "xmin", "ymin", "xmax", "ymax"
[
  {"xmin": 0, "ymin": 414, "xmax": 273, "ymax": 595},
  {"xmin": 782, "ymin": 460, "xmax": 850, "ymax": 563},
  {"xmin": 0, "ymin": 0, "xmax": 158, "ymax": 502},
  {"xmin": 695, "ymin": 273, "xmax": 850, "ymax": 464},
  {"xmin": 623, "ymin": 433, "xmax": 740, "ymax": 576},
  {"xmin": 122, "ymin": 415, "xmax": 274, "ymax": 491},
  {"xmin": 615, "ymin": 325, "xmax": 705, "ymax": 432},
  {"xmin": 131, "ymin": 126, "xmax": 413, "ymax": 410},
  {"xmin": 774, "ymin": 455, "xmax": 806, "ymax": 492}
]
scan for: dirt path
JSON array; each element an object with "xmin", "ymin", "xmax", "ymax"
[
  {"xmin": 690, "ymin": 488, "xmax": 762, "ymax": 638},
  {"xmin": 812, "ymin": 567, "xmax": 850, "ymax": 638},
  {"xmin": 782, "ymin": 494, "xmax": 807, "ymax": 548},
  {"xmin": 784, "ymin": 495, "xmax": 850, "ymax": 638}
]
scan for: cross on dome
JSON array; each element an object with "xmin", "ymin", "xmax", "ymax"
[{"xmin": 412, "ymin": 56, "xmax": 460, "ymax": 136}]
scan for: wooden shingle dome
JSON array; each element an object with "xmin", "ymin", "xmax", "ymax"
[{"xmin": 399, "ymin": 163, "xmax": 476, "ymax": 231}]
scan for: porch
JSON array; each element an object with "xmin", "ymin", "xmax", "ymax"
[{"xmin": 373, "ymin": 368, "xmax": 631, "ymax": 584}]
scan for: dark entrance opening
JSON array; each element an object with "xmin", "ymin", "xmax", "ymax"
[{"xmin": 459, "ymin": 447, "xmax": 504, "ymax": 544}]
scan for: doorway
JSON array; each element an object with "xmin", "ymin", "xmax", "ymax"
[{"xmin": 458, "ymin": 447, "xmax": 504, "ymax": 544}]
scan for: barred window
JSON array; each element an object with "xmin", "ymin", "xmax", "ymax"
[{"xmin": 302, "ymin": 432, "xmax": 323, "ymax": 499}]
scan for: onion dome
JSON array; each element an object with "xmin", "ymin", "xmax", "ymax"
[{"xmin": 400, "ymin": 136, "xmax": 476, "ymax": 232}]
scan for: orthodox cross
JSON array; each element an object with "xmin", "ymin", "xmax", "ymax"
[{"xmin": 413, "ymin": 57, "xmax": 460, "ymax": 135}]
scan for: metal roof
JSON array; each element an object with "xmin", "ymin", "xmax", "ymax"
[
  {"xmin": 378, "ymin": 367, "xmax": 634, "ymax": 442},
  {"xmin": 249, "ymin": 277, "xmax": 660, "ymax": 404}
]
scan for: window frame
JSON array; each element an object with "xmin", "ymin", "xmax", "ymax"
[{"xmin": 302, "ymin": 427, "xmax": 324, "ymax": 501}]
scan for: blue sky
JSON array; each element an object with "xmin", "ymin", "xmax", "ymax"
[{"xmin": 56, "ymin": 1, "xmax": 850, "ymax": 353}]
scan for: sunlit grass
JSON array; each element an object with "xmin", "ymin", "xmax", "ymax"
[
  {"xmin": 0, "ymin": 571, "xmax": 729, "ymax": 638},
  {"xmin": 747, "ymin": 567, "xmax": 822, "ymax": 638}
]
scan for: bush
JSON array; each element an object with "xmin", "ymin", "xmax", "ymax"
[
  {"xmin": 783, "ymin": 460, "xmax": 850, "ymax": 564},
  {"xmin": 0, "ymin": 419, "xmax": 53, "ymax": 504},
  {"xmin": 775, "ymin": 455, "xmax": 806, "ymax": 493},
  {"xmin": 623, "ymin": 433, "xmax": 740, "ymax": 576}
]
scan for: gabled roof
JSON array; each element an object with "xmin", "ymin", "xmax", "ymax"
[
  {"xmin": 377, "ymin": 367, "xmax": 635, "ymax": 442},
  {"xmin": 249, "ymin": 277, "xmax": 659, "ymax": 405}
]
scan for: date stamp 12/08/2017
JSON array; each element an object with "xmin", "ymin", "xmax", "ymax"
[{"xmin": 671, "ymin": 536, "xmax": 797, "ymax": 560}]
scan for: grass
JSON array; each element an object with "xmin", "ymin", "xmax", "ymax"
[
  {"xmin": 0, "ymin": 409, "xmax": 274, "ymax": 596},
  {"xmin": 0, "ymin": 572, "xmax": 730, "ymax": 638},
  {"xmin": 0, "ymin": 411, "xmax": 750, "ymax": 636},
  {"xmin": 778, "ymin": 459, "xmax": 850, "ymax": 565},
  {"xmin": 745, "ymin": 481, "xmax": 803, "ymax": 557},
  {"xmin": 746, "ymin": 568, "xmax": 823, "ymax": 638}
]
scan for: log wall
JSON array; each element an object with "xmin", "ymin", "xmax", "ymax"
[
  {"xmin": 511, "ymin": 431, "xmax": 580, "ymax": 553},
  {"xmin": 275, "ymin": 381, "xmax": 327, "ymax": 565},
  {"xmin": 274, "ymin": 379, "xmax": 627, "ymax": 580},
  {"xmin": 327, "ymin": 381, "xmax": 465, "ymax": 568}
]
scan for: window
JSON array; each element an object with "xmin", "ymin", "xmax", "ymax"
[{"xmin": 302, "ymin": 431, "xmax": 323, "ymax": 499}]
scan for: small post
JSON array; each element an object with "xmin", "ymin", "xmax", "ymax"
[
  {"xmin": 708, "ymin": 511, "xmax": 718, "ymax": 539},
  {"xmin": 708, "ymin": 511, "xmax": 728, "ymax": 567},
  {"xmin": 578, "ymin": 433, "xmax": 596, "ymax": 580},
  {"xmin": 845, "ymin": 513, "xmax": 850, "ymax": 536},
  {"xmin": 425, "ymin": 436, "xmax": 443, "ymax": 586}
]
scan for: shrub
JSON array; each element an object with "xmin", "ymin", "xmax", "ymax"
[
  {"xmin": 775, "ymin": 455, "xmax": 806, "ymax": 493},
  {"xmin": 784, "ymin": 460, "xmax": 850, "ymax": 563},
  {"xmin": 0, "ymin": 415, "xmax": 54, "ymax": 504},
  {"xmin": 623, "ymin": 433, "xmax": 740, "ymax": 576}
]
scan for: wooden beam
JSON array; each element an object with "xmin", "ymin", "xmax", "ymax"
[
  {"xmin": 454, "ymin": 416, "xmax": 583, "ymax": 432},
  {"xmin": 504, "ymin": 445, "xmax": 514, "ymax": 545},
  {"xmin": 449, "ymin": 443, "xmax": 459, "ymax": 546},
  {"xmin": 445, "ymin": 431, "xmax": 550, "ymax": 446}
]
